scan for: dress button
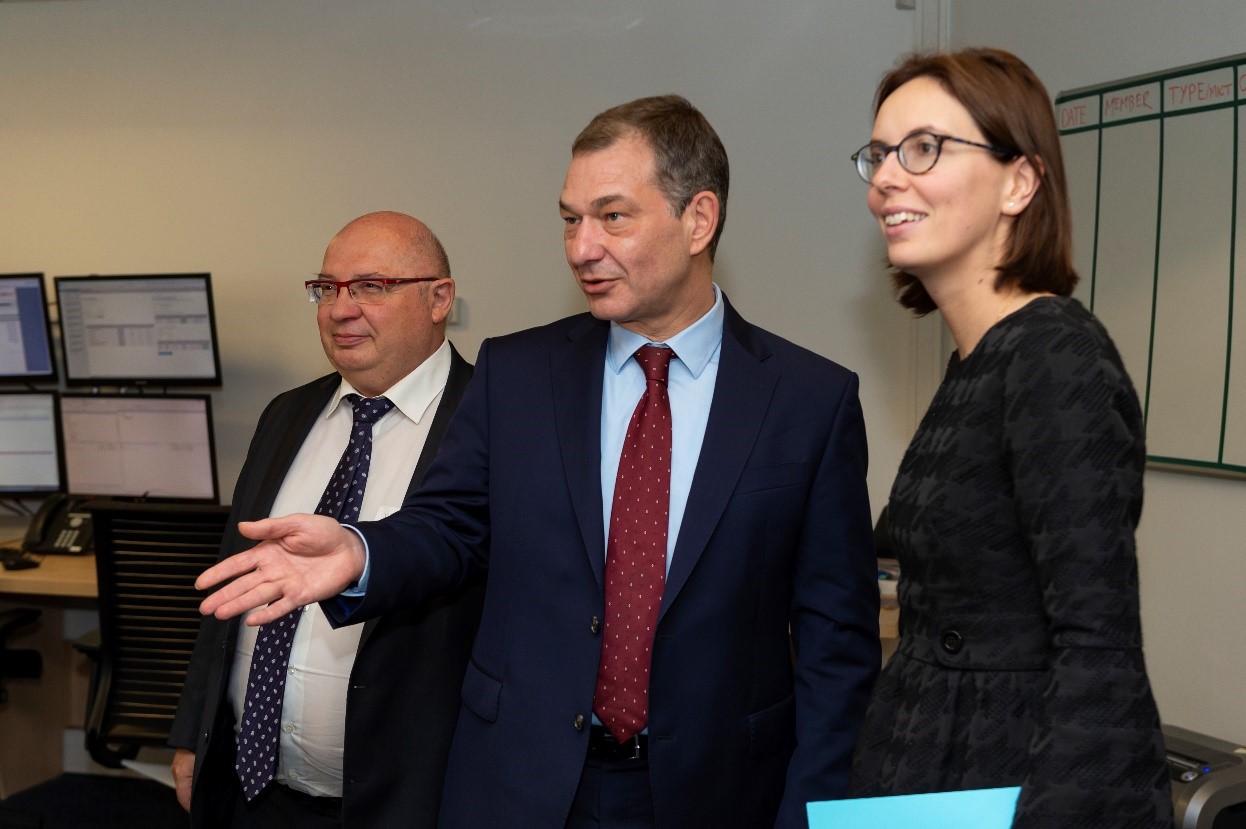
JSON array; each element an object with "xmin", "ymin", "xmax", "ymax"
[
  {"xmin": 590, "ymin": 616, "xmax": 601, "ymax": 635},
  {"xmin": 573, "ymin": 713, "xmax": 586, "ymax": 732},
  {"xmin": 283, "ymin": 723, "xmax": 295, "ymax": 734},
  {"xmin": 941, "ymin": 630, "xmax": 964, "ymax": 654}
]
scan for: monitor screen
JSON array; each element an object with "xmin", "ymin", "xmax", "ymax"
[
  {"xmin": 59, "ymin": 393, "xmax": 219, "ymax": 501},
  {"xmin": 0, "ymin": 390, "xmax": 64, "ymax": 498},
  {"xmin": 0, "ymin": 273, "xmax": 57, "ymax": 385},
  {"xmin": 54, "ymin": 273, "xmax": 222, "ymax": 387}
]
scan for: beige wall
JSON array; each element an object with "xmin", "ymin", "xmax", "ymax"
[
  {"xmin": 5, "ymin": 0, "xmax": 1235, "ymax": 769},
  {"xmin": 0, "ymin": 0, "xmax": 920, "ymax": 513},
  {"xmin": 953, "ymin": 0, "xmax": 1246, "ymax": 745},
  {"xmin": 0, "ymin": 0, "xmax": 920, "ymax": 788}
]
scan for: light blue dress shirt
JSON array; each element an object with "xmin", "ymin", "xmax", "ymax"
[{"xmin": 600, "ymin": 285, "xmax": 723, "ymax": 573}]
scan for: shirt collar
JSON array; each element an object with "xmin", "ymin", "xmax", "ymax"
[
  {"xmin": 606, "ymin": 284, "xmax": 724, "ymax": 378},
  {"xmin": 327, "ymin": 339, "xmax": 452, "ymax": 424}
]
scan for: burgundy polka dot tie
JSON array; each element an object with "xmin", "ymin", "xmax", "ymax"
[
  {"xmin": 593, "ymin": 344, "xmax": 674, "ymax": 743},
  {"xmin": 234, "ymin": 393, "xmax": 394, "ymax": 800}
]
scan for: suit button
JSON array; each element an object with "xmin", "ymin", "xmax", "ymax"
[
  {"xmin": 590, "ymin": 616, "xmax": 601, "ymax": 635},
  {"xmin": 573, "ymin": 713, "xmax": 586, "ymax": 732},
  {"xmin": 941, "ymin": 630, "xmax": 964, "ymax": 654}
]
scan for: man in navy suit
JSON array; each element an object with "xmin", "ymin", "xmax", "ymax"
[
  {"xmin": 199, "ymin": 97, "xmax": 879, "ymax": 828},
  {"xmin": 171, "ymin": 211, "xmax": 483, "ymax": 828}
]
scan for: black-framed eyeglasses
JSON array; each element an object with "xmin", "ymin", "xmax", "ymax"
[
  {"xmin": 304, "ymin": 276, "xmax": 441, "ymax": 305},
  {"xmin": 851, "ymin": 130, "xmax": 1016, "ymax": 183}
]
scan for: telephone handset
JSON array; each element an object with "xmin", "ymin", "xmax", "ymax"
[{"xmin": 23, "ymin": 493, "xmax": 94, "ymax": 555}]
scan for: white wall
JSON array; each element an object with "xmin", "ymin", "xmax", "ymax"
[
  {"xmin": 0, "ymin": 0, "xmax": 919, "ymax": 514},
  {"xmin": 953, "ymin": 0, "xmax": 1246, "ymax": 744}
]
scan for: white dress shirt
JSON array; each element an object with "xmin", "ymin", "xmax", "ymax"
[{"xmin": 228, "ymin": 340, "xmax": 451, "ymax": 797}]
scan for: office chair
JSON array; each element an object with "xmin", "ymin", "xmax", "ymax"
[
  {"xmin": 82, "ymin": 500, "xmax": 230, "ymax": 769},
  {"xmin": 1, "ymin": 502, "xmax": 229, "ymax": 825}
]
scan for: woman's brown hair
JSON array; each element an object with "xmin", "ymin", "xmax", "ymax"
[{"xmin": 874, "ymin": 48, "xmax": 1078, "ymax": 315}]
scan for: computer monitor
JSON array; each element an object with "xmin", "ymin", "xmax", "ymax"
[
  {"xmin": 59, "ymin": 393, "xmax": 219, "ymax": 502},
  {"xmin": 0, "ymin": 390, "xmax": 64, "ymax": 498},
  {"xmin": 0, "ymin": 273, "xmax": 57, "ymax": 385},
  {"xmin": 54, "ymin": 273, "xmax": 222, "ymax": 387}
]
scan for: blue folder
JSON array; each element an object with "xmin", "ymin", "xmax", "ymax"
[{"xmin": 807, "ymin": 786, "xmax": 1021, "ymax": 828}]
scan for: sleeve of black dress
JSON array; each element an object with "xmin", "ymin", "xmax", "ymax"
[{"xmin": 1002, "ymin": 318, "xmax": 1173, "ymax": 828}]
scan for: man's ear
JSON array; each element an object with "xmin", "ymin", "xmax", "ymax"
[
  {"xmin": 428, "ymin": 278, "xmax": 456, "ymax": 325},
  {"xmin": 684, "ymin": 191, "xmax": 720, "ymax": 257}
]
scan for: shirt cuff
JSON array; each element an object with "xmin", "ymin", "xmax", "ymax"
[{"xmin": 340, "ymin": 523, "xmax": 371, "ymax": 597}]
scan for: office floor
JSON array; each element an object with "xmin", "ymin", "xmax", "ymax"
[{"xmin": 0, "ymin": 773, "xmax": 185, "ymax": 828}]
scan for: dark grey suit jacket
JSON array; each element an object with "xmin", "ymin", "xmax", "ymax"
[{"xmin": 170, "ymin": 345, "xmax": 483, "ymax": 828}]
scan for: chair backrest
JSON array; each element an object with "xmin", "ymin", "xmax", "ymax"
[{"xmin": 85, "ymin": 500, "xmax": 230, "ymax": 768}]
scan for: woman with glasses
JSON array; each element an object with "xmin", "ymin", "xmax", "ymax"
[{"xmin": 847, "ymin": 48, "xmax": 1173, "ymax": 827}]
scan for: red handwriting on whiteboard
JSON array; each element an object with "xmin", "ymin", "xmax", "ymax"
[
  {"xmin": 1060, "ymin": 104, "xmax": 1088, "ymax": 128},
  {"xmin": 1239, "ymin": 72, "xmax": 1246, "ymax": 96},
  {"xmin": 1103, "ymin": 90, "xmax": 1154, "ymax": 117},
  {"xmin": 1168, "ymin": 80, "xmax": 1233, "ymax": 106}
]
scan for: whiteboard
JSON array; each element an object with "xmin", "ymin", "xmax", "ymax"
[{"xmin": 1057, "ymin": 54, "xmax": 1246, "ymax": 478}]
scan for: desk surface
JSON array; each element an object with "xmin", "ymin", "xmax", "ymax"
[{"xmin": 0, "ymin": 550, "xmax": 97, "ymax": 598}]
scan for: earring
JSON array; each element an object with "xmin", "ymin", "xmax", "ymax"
[{"xmin": 1007, "ymin": 200, "xmax": 1016, "ymax": 209}]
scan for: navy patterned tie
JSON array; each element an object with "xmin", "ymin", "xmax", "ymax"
[
  {"xmin": 234, "ymin": 393, "xmax": 395, "ymax": 800},
  {"xmin": 593, "ymin": 345, "xmax": 674, "ymax": 742}
]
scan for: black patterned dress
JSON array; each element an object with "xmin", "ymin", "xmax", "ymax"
[{"xmin": 849, "ymin": 297, "xmax": 1173, "ymax": 827}]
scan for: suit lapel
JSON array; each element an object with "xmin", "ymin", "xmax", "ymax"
[
  {"xmin": 661, "ymin": 303, "xmax": 775, "ymax": 619},
  {"xmin": 543, "ymin": 304, "xmax": 772, "ymax": 602},
  {"xmin": 251, "ymin": 375, "xmax": 338, "ymax": 522},
  {"xmin": 551, "ymin": 316, "xmax": 609, "ymax": 587},
  {"xmin": 406, "ymin": 344, "xmax": 472, "ymax": 497}
]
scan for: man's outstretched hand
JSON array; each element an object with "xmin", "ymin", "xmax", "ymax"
[{"xmin": 196, "ymin": 513, "xmax": 367, "ymax": 625}]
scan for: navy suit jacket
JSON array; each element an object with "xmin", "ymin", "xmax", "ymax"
[
  {"xmin": 345, "ymin": 300, "xmax": 879, "ymax": 828},
  {"xmin": 171, "ymin": 346, "xmax": 484, "ymax": 829}
]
